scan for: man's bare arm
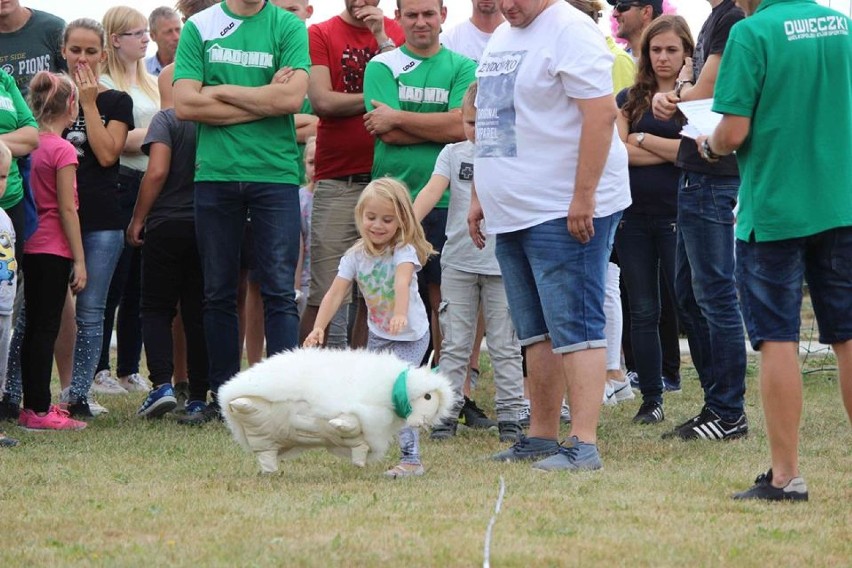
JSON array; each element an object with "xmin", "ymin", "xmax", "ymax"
[
  {"xmin": 308, "ymin": 66, "xmax": 368, "ymax": 118},
  {"xmin": 206, "ymin": 70, "xmax": 309, "ymax": 117},
  {"xmin": 174, "ymin": 79, "xmax": 263, "ymax": 125},
  {"xmin": 568, "ymin": 95, "xmax": 618, "ymax": 243},
  {"xmin": 365, "ymin": 101, "xmax": 464, "ymax": 144}
]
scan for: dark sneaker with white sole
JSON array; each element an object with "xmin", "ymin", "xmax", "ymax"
[
  {"xmin": 732, "ymin": 469, "xmax": 808, "ymax": 502},
  {"xmin": 633, "ymin": 401, "xmax": 664, "ymax": 424},
  {"xmin": 662, "ymin": 407, "xmax": 747, "ymax": 440},
  {"xmin": 491, "ymin": 435, "xmax": 559, "ymax": 462},
  {"xmin": 137, "ymin": 384, "xmax": 178, "ymax": 418}
]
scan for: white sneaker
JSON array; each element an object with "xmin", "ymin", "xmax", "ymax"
[
  {"xmin": 560, "ymin": 401, "xmax": 571, "ymax": 424},
  {"xmin": 60, "ymin": 387, "xmax": 108, "ymax": 416},
  {"xmin": 603, "ymin": 381, "xmax": 618, "ymax": 406},
  {"xmin": 92, "ymin": 370, "xmax": 128, "ymax": 395},
  {"xmin": 608, "ymin": 378, "xmax": 636, "ymax": 403},
  {"xmin": 119, "ymin": 373, "xmax": 151, "ymax": 393},
  {"xmin": 86, "ymin": 390, "xmax": 109, "ymax": 416}
]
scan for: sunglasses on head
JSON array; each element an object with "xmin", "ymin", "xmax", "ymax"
[{"xmin": 614, "ymin": 2, "xmax": 644, "ymax": 12}]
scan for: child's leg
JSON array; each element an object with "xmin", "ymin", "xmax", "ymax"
[
  {"xmin": 482, "ymin": 274, "xmax": 525, "ymax": 422},
  {"xmin": 21, "ymin": 254, "xmax": 72, "ymax": 412},
  {"xmin": 367, "ymin": 331, "xmax": 429, "ymax": 470},
  {"xmin": 604, "ymin": 262, "xmax": 624, "ymax": 379},
  {"xmin": 436, "ymin": 267, "xmax": 478, "ymax": 417},
  {"xmin": 397, "ymin": 426, "xmax": 421, "ymax": 465}
]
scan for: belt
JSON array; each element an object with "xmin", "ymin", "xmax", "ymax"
[
  {"xmin": 119, "ymin": 165, "xmax": 145, "ymax": 180},
  {"xmin": 331, "ymin": 173, "xmax": 371, "ymax": 184}
]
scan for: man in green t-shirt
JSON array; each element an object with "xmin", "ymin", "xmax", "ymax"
[
  {"xmin": 363, "ymin": 0, "xmax": 476, "ymax": 366},
  {"xmin": 698, "ymin": 0, "xmax": 852, "ymax": 502},
  {"xmin": 173, "ymin": 0, "xmax": 310, "ymax": 422}
]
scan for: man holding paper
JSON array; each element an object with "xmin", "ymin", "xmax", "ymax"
[
  {"xmin": 651, "ymin": 0, "xmax": 748, "ymax": 442},
  {"xmin": 697, "ymin": 0, "xmax": 852, "ymax": 501}
]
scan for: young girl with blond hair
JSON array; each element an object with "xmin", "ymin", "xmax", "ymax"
[
  {"xmin": 94, "ymin": 5, "xmax": 161, "ymax": 395},
  {"xmin": 305, "ymin": 177, "xmax": 435, "ymax": 477}
]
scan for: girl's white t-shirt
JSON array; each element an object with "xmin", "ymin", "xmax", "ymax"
[
  {"xmin": 474, "ymin": 1, "xmax": 631, "ymax": 234},
  {"xmin": 337, "ymin": 243, "xmax": 429, "ymax": 341},
  {"xmin": 99, "ymin": 74, "xmax": 158, "ymax": 172}
]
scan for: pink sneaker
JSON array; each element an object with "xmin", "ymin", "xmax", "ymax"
[{"xmin": 18, "ymin": 405, "xmax": 87, "ymax": 431}]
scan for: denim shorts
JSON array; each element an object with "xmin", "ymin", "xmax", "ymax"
[
  {"xmin": 495, "ymin": 213, "xmax": 621, "ymax": 353},
  {"xmin": 736, "ymin": 226, "xmax": 852, "ymax": 349}
]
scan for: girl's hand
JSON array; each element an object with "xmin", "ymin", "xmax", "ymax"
[
  {"xmin": 388, "ymin": 315, "xmax": 407, "ymax": 335},
  {"xmin": 70, "ymin": 261, "xmax": 87, "ymax": 295},
  {"xmin": 303, "ymin": 328, "xmax": 324, "ymax": 347},
  {"xmin": 75, "ymin": 63, "xmax": 99, "ymax": 107}
]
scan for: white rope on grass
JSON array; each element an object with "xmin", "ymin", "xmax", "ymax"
[{"xmin": 482, "ymin": 475, "xmax": 506, "ymax": 568}]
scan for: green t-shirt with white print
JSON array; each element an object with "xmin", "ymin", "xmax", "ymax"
[{"xmin": 174, "ymin": 1, "xmax": 310, "ymax": 184}]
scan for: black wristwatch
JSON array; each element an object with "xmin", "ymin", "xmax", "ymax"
[{"xmin": 675, "ymin": 79, "xmax": 693, "ymax": 98}]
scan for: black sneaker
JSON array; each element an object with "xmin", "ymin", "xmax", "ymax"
[
  {"xmin": 458, "ymin": 397, "xmax": 497, "ymax": 429},
  {"xmin": 498, "ymin": 421, "xmax": 522, "ymax": 443},
  {"xmin": 68, "ymin": 398, "xmax": 94, "ymax": 419},
  {"xmin": 177, "ymin": 403, "xmax": 222, "ymax": 425},
  {"xmin": 662, "ymin": 407, "xmax": 747, "ymax": 440},
  {"xmin": 633, "ymin": 401, "xmax": 665, "ymax": 424},
  {"xmin": 429, "ymin": 418, "xmax": 458, "ymax": 440},
  {"xmin": 732, "ymin": 469, "xmax": 808, "ymax": 502},
  {"xmin": 0, "ymin": 397, "xmax": 20, "ymax": 421}
]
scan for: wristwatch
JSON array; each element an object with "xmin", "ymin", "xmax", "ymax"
[
  {"xmin": 377, "ymin": 39, "xmax": 396, "ymax": 51},
  {"xmin": 675, "ymin": 79, "xmax": 693, "ymax": 98},
  {"xmin": 701, "ymin": 138, "xmax": 721, "ymax": 160},
  {"xmin": 636, "ymin": 132, "xmax": 646, "ymax": 147}
]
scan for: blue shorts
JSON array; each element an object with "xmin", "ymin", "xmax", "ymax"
[
  {"xmin": 736, "ymin": 226, "xmax": 852, "ymax": 350},
  {"xmin": 495, "ymin": 214, "xmax": 620, "ymax": 353}
]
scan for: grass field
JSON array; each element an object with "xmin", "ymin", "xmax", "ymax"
[{"xmin": 1, "ymin": 354, "xmax": 850, "ymax": 567}]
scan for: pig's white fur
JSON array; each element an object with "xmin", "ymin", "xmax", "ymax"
[{"xmin": 218, "ymin": 348, "xmax": 456, "ymax": 469}]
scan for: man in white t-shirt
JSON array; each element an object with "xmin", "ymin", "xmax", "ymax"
[
  {"xmin": 440, "ymin": 0, "xmax": 504, "ymax": 61},
  {"xmin": 472, "ymin": 0, "xmax": 630, "ymax": 471}
]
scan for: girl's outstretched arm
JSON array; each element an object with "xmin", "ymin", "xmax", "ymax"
[
  {"xmin": 303, "ymin": 276, "xmax": 351, "ymax": 347},
  {"xmin": 389, "ymin": 262, "xmax": 415, "ymax": 335}
]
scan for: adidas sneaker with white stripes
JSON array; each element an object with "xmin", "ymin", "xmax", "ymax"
[{"xmin": 662, "ymin": 406, "xmax": 748, "ymax": 440}]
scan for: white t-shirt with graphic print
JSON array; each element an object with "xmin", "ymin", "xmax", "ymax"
[
  {"xmin": 337, "ymin": 243, "xmax": 429, "ymax": 342},
  {"xmin": 474, "ymin": 1, "xmax": 631, "ymax": 234}
]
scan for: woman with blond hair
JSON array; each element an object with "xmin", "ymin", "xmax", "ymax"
[{"xmin": 92, "ymin": 6, "xmax": 161, "ymax": 396}]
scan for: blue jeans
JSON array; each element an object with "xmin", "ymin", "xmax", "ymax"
[
  {"xmin": 676, "ymin": 173, "xmax": 746, "ymax": 420},
  {"xmin": 69, "ymin": 230, "xmax": 124, "ymax": 400},
  {"xmin": 615, "ymin": 213, "xmax": 678, "ymax": 405},
  {"xmin": 496, "ymin": 214, "xmax": 620, "ymax": 353},
  {"xmin": 195, "ymin": 182, "xmax": 301, "ymax": 398}
]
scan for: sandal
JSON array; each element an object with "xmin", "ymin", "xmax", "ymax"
[{"xmin": 384, "ymin": 463, "xmax": 425, "ymax": 479}]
